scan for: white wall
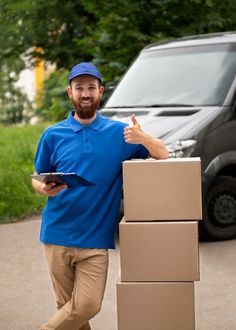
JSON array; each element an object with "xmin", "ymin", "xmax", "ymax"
[{"xmin": 16, "ymin": 68, "xmax": 35, "ymax": 102}]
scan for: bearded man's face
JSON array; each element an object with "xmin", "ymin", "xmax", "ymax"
[{"xmin": 67, "ymin": 75, "xmax": 104, "ymax": 120}]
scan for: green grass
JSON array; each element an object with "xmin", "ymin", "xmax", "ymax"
[{"xmin": 0, "ymin": 123, "xmax": 50, "ymax": 223}]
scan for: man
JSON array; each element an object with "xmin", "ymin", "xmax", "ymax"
[{"xmin": 32, "ymin": 62, "xmax": 169, "ymax": 330}]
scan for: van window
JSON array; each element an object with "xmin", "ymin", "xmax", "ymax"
[{"xmin": 105, "ymin": 44, "xmax": 236, "ymax": 108}]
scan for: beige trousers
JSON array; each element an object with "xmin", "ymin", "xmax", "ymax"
[{"xmin": 41, "ymin": 244, "xmax": 109, "ymax": 330}]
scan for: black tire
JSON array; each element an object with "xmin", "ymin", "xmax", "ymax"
[{"xmin": 199, "ymin": 176, "xmax": 236, "ymax": 241}]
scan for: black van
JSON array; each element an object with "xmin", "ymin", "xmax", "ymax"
[{"xmin": 100, "ymin": 31, "xmax": 236, "ymax": 241}]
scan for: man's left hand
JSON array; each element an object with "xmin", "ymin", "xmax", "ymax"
[{"xmin": 123, "ymin": 114, "xmax": 145, "ymax": 144}]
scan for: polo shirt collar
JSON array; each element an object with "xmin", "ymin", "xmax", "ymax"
[{"xmin": 68, "ymin": 110, "xmax": 104, "ymax": 132}]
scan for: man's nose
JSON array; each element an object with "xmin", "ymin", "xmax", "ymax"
[{"xmin": 81, "ymin": 89, "xmax": 90, "ymax": 97}]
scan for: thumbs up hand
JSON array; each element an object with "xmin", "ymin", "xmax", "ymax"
[
  {"xmin": 123, "ymin": 114, "xmax": 169, "ymax": 159},
  {"xmin": 123, "ymin": 114, "xmax": 145, "ymax": 144}
]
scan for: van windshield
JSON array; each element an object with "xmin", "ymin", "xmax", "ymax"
[{"xmin": 105, "ymin": 44, "xmax": 236, "ymax": 107}]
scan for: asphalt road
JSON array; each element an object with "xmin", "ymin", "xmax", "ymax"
[{"xmin": 0, "ymin": 217, "xmax": 236, "ymax": 330}]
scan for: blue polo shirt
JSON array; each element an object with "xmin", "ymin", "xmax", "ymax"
[{"xmin": 34, "ymin": 111, "xmax": 148, "ymax": 249}]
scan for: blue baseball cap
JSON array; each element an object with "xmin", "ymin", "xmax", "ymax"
[{"xmin": 69, "ymin": 62, "xmax": 102, "ymax": 83}]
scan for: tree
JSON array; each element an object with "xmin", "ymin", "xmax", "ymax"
[
  {"xmin": 0, "ymin": 0, "xmax": 97, "ymax": 69},
  {"xmin": 37, "ymin": 69, "xmax": 71, "ymax": 122}
]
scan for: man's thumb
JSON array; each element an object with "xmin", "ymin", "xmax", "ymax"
[{"xmin": 131, "ymin": 114, "xmax": 138, "ymax": 126}]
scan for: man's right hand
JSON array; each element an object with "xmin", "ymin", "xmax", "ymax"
[
  {"xmin": 32, "ymin": 174, "xmax": 67, "ymax": 196},
  {"xmin": 42, "ymin": 182, "xmax": 67, "ymax": 197}
]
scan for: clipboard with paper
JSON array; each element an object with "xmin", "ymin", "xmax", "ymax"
[{"xmin": 31, "ymin": 172, "xmax": 94, "ymax": 188}]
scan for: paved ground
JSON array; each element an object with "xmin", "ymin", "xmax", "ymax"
[{"xmin": 0, "ymin": 217, "xmax": 236, "ymax": 330}]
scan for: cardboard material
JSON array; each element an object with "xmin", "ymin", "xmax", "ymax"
[
  {"xmin": 119, "ymin": 219, "xmax": 199, "ymax": 281},
  {"xmin": 123, "ymin": 158, "xmax": 202, "ymax": 221},
  {"xmin": 117, "ymin": 281, "xmax": 195, "ymax": 330}
]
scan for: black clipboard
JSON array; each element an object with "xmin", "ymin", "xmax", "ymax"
[{"xmin": 31, "ymin": 172, "xmax": 94, "ymax": 188}]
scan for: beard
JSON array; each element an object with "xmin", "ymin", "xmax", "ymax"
[{"xmin": 72, "ymin": 96, "xmax": 100, "ymax": 120}]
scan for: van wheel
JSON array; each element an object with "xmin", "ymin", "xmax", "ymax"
[{"xmin": 200, "ymin": 176, "xmax": 236, "ymax": 241}]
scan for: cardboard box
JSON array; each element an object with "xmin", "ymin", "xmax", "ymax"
[
  {"xmin": 119, "ymin": 219, "xmax": 199, "ymax": 281},
  {"xmin": 117, "ymin": 281, "xmax": 195, "ymax": 330},
  {"xmin": 123, "ymin": 158, "xmax": 202, "ymax": 221}
]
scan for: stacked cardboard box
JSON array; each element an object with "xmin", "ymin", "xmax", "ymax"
[{"xmin": 117, "ymin": 158, "xmax": 202, "ymax": 330}]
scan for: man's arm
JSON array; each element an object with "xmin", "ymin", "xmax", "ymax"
[
  {"xmin": 32, "ymin": 172, "xmax": 67, "ymax": 197},
  {"xmin": 123, "ymin": 114, "xmax": 169, "ymax": 159}
]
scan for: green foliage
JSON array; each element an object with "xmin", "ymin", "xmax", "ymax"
[
  {"xmin": 0, "ymin": 124, "xmax": 48, "ymax": 222},
  {"xmin": 83, "ymin": 0, "xmax": 236, "ymax": 80},
  {"xmin": 37, "ymin": 70, "xmax": 71, "ymax": 121},
  {"xmin": 0, "ymin": 0, "xmax": 236, "ymax": 122},
  {"xmin": 0, "ymin": 0, "xmax": 97, "ymax": 69},
  {"xmin": 1, "ymin": 0, "xmax": 236, "ymax": 83}
]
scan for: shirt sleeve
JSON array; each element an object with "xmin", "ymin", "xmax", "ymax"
[
  {"xmin": 34, "ymin": 130, "xmax": 52, "ymax": 174},
  {"xmin": 123, "ymin": 140, "xmax": 149, "ymax": 161},
  {"xmin": 131, "ymin": 144, "xmax": 149, "ymax": 159}
]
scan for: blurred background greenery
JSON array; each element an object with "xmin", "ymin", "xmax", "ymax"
[
  {"xmin": 0, "ymin": 124, "xmax": 47, "ymax": 222},
  {"xmin": 0, "ymin": 0, "xmax": 235, "ymax": 221}
]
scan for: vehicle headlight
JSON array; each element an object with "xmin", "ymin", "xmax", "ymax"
[{"xmin": 166, "ymin": 139, "xmax": 197, "ymax": 158}]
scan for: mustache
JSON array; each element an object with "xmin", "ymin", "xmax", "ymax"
[{"xmin": 79, "ymin": 96, "xmax": 93, "ymax": 101}]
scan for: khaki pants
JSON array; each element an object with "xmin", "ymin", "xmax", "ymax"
[{"xmin": 41, "ymin": 244, "xmax": 109, "ymax": 330}]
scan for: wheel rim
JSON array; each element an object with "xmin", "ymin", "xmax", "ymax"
[{"xmin": 208, "ymin": 192, "xmax": 236, "ymax": 227}]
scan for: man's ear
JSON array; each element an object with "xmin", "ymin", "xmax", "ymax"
[
  {"xmin": 67, "ymin": 86, "xmax": 72, "ymax": 99},
  {"xmin": 99, "ymin": 85, "xmax": 105, "ymax": 97}
]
